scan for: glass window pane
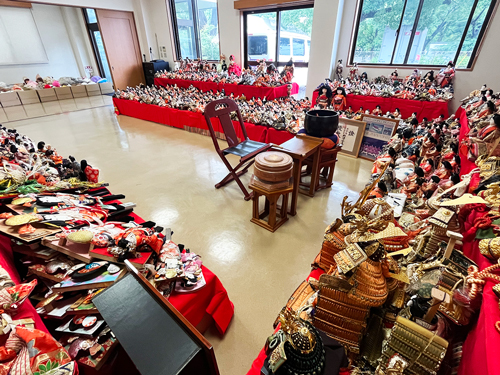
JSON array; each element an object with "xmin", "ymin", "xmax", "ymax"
[
  {"xmin": 457, "ymin": 0, "xmax": 493, "ymax": 68},
  {"xmin": 246, "ymin": 12, "xmax": 276, "ymax": 62},
  {"xmin": 293, "ymin": 38, "xmax": 305, "ymax": 56},
  {"xmin": 407, "ymin": 0, "xmax": 475, "ymax": 65},
  {"xmin": 278, "ymin": 8, "xmax": 313, "ymax": 63},
  {"xmin": 279, "ymin": 37, "xmax": 290, "ymax": 55},
  {"xmin": 173, "ymin": 0, "xmax": 197, "ymax": 59},
  {"xmin": 352, "ymin": 0, "xmax": 405, "ymax": 64},
  {"xmin": 94, "ymin": 31, "xmax": 112, "ymax": 79},
  {"xmin": 196, "ymin": 0, "xmax": 220, "ymax": 60},
  {"xmin": 86, "ymin": 9, "xmax": 97, "ymax": 24},
  {"xmin": 392, "ymin": 0, "xmax": 419, "ymax": 64},
  {"xmin": 178, "ymin": 26, "xmax": 197, "ymax": 59}
]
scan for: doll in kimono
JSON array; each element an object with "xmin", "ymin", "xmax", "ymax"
[
  {"xmin": 332, "ymin": 87, "xmax": 347, "ymax": 111},
  {"xmin": 315, "ymin": 84, "xmax": 332, "ymax": 109},
  {"xmin": 335, "ymin": 59, "xmax": 343, "ymax": 80},
  {"xmin": 349, "ymin": 62, "xmax": 358, "ymax": 80},
  {"xmin": 228, "ymin": 55, "xmax": 242, "ymax": 77},
  {"xmin": 372, "ymin": 105, "xmax": 382, "ymax": 116},
  {"xmin": 436, "ymin": 61, "xmax": 455, "ymax": 88}
]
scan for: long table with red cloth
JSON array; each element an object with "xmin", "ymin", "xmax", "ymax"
[
  {"xmin": 457, "ymin": 205, "xmax": 500, "ymax": 375},
  {"xmin": 113, "ymin": 97, "xmax": 294, "ymax": 145},
  {"xmin": 0, "ymin": 235, "xmax": 49, "ymax": 333},
  {"xmin": 154, "ymin": 78, "xmax": 299, "ymax": 100},
  {"xmin": 311, "ymin": 90, "xmax": 449, "ymax": 122},
  {"xmin": 0, "ymin": 207, "xmax": 234, "ymax": 336}
]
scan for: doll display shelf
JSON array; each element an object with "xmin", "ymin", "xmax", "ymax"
[
  {"xmin": 113, "ymin": 97, "xmax": 296, "ymax": 146},
  {"xmin": 154, "ymin": 77, "xmax": 299, "ymax": 101},
  {"xmin": 311, "ymin": 89, "xmax": 450, "ymax": 122}
]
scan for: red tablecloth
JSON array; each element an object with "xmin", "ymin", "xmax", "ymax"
[
  {"xmin": 246, "ymin": 268, "xmax": 325, "ymax": 375},
  {"xmin": 0, "ymin": 235, "xmax": 49, "ymax": 333},
  {"xmin": 0, "ymin": 212, "xmax": 234, "ymax": 337},
  {"xmin": 455, "ymin": 106, "xmax": 477, "ymax": 175},
  {"xmin": 113, "ymin": 97, "xmax": 292, "ymax": 145},
  {"xmin": 311, "ymin": 90, "xmax": 449, "ymax": 122},
  {"xmin": 154, "ymin": 78, "xmax": 299, "ymax": 100},
  {"xmin": 457, "ymin": 206, "xmax": 500, "ymax": 375}
]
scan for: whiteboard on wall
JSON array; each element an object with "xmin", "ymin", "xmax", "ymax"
[{"xmin": 0, "ymin": 6, "xmax": 49, "ymax": 65}]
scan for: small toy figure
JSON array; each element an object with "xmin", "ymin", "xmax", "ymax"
[
  {"xmin": 372, "ymin": 105, "xmax": 382, "ymax": 116},
  {"xmin": 332, "ymin": 87, "xmax": 347, "ymax": 111},
  {"xmin": 349, "ymin": 62, "xmax": 358, "ymax": 80},
  {"xmin": 336, "ymin": 59, "xmax": 343, "ymax": 80},
  {"xmin": 393, "ymin": 108, "xmax": 401, "ymax": 119},
  {"xmin": 360, "ymin": 72, "xmax": 368, "ymax": 81},
  {"xmin": 390, "ymin": 69, "xmax": 398, "ymax": 82},
  {"xmin": 228, "ymin": 55, "xmax": 242, "ymax": 77},
  {"xmin": 316, "ymin": 84, "xmax": 332, "ymax": 109},
  {"xmin": 436, "ymin": 61, "xmax": 455, "ymax": 88},
  {"xmin": 281, "ymin": 59, "xmax": 294, "ymax": 83},
  {"xmin": 220, "ymin": 54, "xmax": 228, "ymax": 72}
]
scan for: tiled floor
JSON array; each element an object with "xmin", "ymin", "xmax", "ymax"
[
  {"xmin": 0, "ymin": 95, "xmax": 113, "ymax": 123},
  {"xmin": 9, "ymin": 105, "xmax": 373, "ymax": 374}
]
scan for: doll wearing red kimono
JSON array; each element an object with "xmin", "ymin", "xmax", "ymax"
[
  {"xmin": 432, "ymin": 160, "xmax": 453, "ymax": 180},
  {"xmin": 371, "ymin": 148, "xmax": 396, "ymax": 175},
  {"xmin": 332, "ymin": 88, "xmax": 347, "ymax": 111},
  {"xmin": 419, "ymin": 158, "xmax": 435, "ymax": 179},
  {"xmin": 372, "ymin": 105, "xmax": 382, "ymax": 116},
  {"xmin": 316, "ymin": 85, "xmax": 332, "ymax": 109}
]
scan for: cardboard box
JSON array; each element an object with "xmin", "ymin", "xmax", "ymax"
[
  {"xmin": 0, "ymin": 91, "xmax": 22, "ymax": 107},
  {"xmin": 99, "ymin": 81, "xmax": 114, "ymax": 94},
  {"xmin": 54, "ymin": 86, "xmax": 73, "ymax": 100},
  {"xmin": 85, "ymin": 84, "xmax": 101, "ymax": 96},
  {"xmin": 17, "ymin": 90, "xmax": 40, "ymax": 105},
  {"xmin": 37, "ymin": 88, "xmax": 57, "ymax": 102},
  {"xmin": 71, "ymin": 85, "xmax": 87, "ymax": 98}
]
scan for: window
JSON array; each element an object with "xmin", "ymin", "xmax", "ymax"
[
  {"xmin": 83, "ymin": 9, "xmax": 112, "ymax": 79},
  {"xmin": 293, "ymin": 38, "xmax": 305, "ymax": 56},
  {"xmin": 280, "ymin": 37, "xmax": 291, "ymax": 55},
  {"xmin": 169, "ymin": 0, "xmax": 220, "ymax": 60},
  {"xmin": 244, "ymin": 5, "xmax": 313, "ymax": 66},
  {"xmin": 351, "ymin": 0, "xmax": 496, "ymax": 68}
]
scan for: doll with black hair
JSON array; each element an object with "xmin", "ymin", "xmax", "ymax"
[
  {"xmin": 372, "ymin": 105, "xmax": 382, "ymax": 116},
  {"xmin": 332, "ymin": 87, "xmax": 347, "ymax": 111},
  {"xmin": 368, "ymin": 181, "xmax": 387, "ymax": 199},
  {"xmin": 436, "ymin": 61, "xmax": 455, "ymax": 88},
  {"xmin": 432, "ymin": 160, "xmax": 453, "ymax": 180},
  {"xmin": 419, "ymin": 158, "xmax": 434, "ymax": 179},
  {"xmin": 315, "ymin": 84, "xmax": 332, "ymax": 109},
  {"xmin": 393, "ymin": 108, "xmax": 401, "ymax": 119}
]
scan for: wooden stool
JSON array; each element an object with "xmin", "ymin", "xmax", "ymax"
[
  {"xmin": 249, "ymin": 183, "xmax": 293, "ymax": 232},
  {"xmin": 300, "ymin": 145, "xmax": 342, "ymax": 193}
]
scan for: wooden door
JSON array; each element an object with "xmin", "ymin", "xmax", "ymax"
[{"xmin": 96, "ymin": 9, "xmax": 144, "ymax": 89}]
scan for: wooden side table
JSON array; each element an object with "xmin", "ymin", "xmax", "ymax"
[
  {"xmin": 272, "ymin": 134, "xmax": 323, "ymax": 216},
  {"xmin": 249, "ymin": 183, "xmax": 293, "ymax": 232}
]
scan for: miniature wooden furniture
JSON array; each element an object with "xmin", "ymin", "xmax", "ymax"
[
  {"xmin": 300, "ymin": 144, "xmax": 342, "ymax": 193},
  {"xmin": 249, "ymin": 182, "xmax": 293, "ymax": 232},
  {"xmin": 204, "ymin": 98, "xmax": 272, "ymax": 200},
  {"xmin": 271, "ymin": 135, "xmax": 323, "ymax": 215}
]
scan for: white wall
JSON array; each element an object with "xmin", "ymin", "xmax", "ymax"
[
  {"xmin": 0, "ymin": 4, "xmax": 82, "ymax": 84},
  {"xmin": 335, "ymin": 0, "xmax": 500, "ymax": 112}
]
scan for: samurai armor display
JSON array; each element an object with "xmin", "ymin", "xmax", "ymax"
[{"xmin": 377, "ymin": 316, "xmax": 448, "ymax": 375}]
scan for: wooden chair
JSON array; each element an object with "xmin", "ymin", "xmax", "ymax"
[
  {"xmin": 204, "ymin": 98, "xmax": 272, "ymax": 200},
  {"xmin": 300, "ymin": 145, "xmax": 342, "ymax": 192}
]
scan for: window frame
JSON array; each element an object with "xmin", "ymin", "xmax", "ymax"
[
  {"xmin": 243, "ymin": 4, "xmax": 314, "ymax": 69},
  {"xmin": 168, "ymin": 0, "xmax": 221, "ymax": 62},
  {"xmin": 82, "ymin": 9, "xmax": 107, "ymax": 78},
  {"xmin": 348, "ymin": 0, "xmax": 498, "ymax": 70}
]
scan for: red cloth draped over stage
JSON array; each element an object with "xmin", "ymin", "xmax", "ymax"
[
  {"xmin": 311, "ymin": 90, "xmax": 449, "ymax": 122},
  {"xmin": 113, "ymin": 97, "xmax": 293, "ymax": 145},
  {"xmin": 154, "ymin": 78, "xmax": 299, "ymax": 100}
]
